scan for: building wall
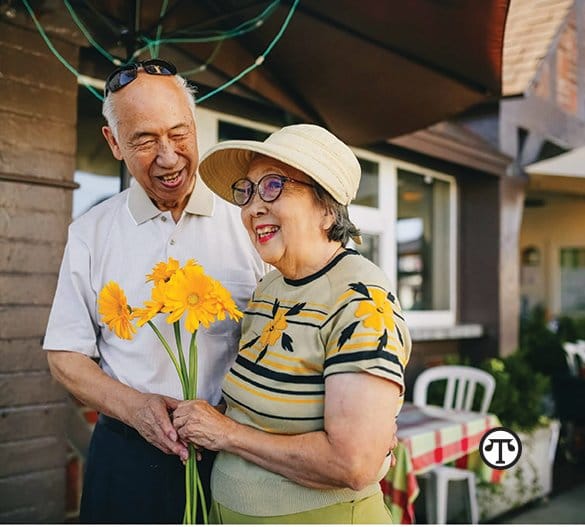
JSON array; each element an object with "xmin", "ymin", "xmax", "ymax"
[
  {"xmin": 458, "ymin": 170, "xmax": 503, "ymax": 358},
  {"xmin": 0, "ymin": 20, "xmax": 79, "ymax": 522},
  {"xmin": 520, "ymin": 195, "xmax": 585, "ymax": 316}
]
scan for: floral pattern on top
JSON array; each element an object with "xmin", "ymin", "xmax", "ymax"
[
  {"xmin": 241, "ymin": 299, "xmax": 306, "ymax": 364},
  {"xmin": 354, "ymin": 285, "xmax": 395, "ymax": 332}
]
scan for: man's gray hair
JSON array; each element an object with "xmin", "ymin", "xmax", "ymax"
[
  {"xmin": 312, "ymin": 184, "xmax": 361, "ymax": 245},
  {"xmin": 102, "ymin": 74, "xmax": 197, "ymax": 140}
]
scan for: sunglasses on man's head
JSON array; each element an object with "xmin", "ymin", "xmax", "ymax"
[
  {"xmin": 231, "ymin": 174, "xmax": 315, "ymax": 207},
  {"xmin": 104, "ymin": 59, "xmax": 177, "ymax": 96}
]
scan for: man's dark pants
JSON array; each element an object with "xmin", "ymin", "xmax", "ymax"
[{"xmin": 80, "ymin": 415, "xmax": 215, "ymax": 523}]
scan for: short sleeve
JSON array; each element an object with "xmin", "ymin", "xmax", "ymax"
[
  {"xmin": 322, "ymin": 280, "xmax": 410, "ymax": 392},
  {"xmin": 43, "ymin": 226, "xmax": 100, "ymax": 357}
]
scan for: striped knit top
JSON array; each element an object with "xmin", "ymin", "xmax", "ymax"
[{"xmin": 211, "ymin": 249, "xmax": 411, "ymax": 516}]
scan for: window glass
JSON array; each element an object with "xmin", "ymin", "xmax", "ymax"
[
  {"xmin": 354, "ymin": 158, "xmax": 379, "ymax": 207},
  {"xmin": 348, "ymin": 233, "xmax": 380, "ymax": 265},
  {"xmin": 397, "ymin": 169, "xmax": 451, "ymax": 311},
  {"xmin": 560, "ymin": 248, "xmax": 585, "ymax": 315}
]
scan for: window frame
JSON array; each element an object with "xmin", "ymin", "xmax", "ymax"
[
  {"xmin": 393, "ymin": 160, "xmax": 458, "ymax": 327},
  {"xmin": 197, "ymin": 108, "xmax": 458, "ymax": 328}
]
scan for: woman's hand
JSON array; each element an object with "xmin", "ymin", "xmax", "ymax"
[{"xmin": 173, "ymin": 399, "xmax": 237, "ymax": 452}]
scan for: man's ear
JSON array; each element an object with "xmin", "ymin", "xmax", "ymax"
[{"xmin": 102, "ymin": 126, "xmax": 123, "ymax": 161}]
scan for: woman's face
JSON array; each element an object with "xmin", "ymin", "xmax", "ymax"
[{"xmin": 240, "ymin": 156, "xmax": 334, "ymax": 278}]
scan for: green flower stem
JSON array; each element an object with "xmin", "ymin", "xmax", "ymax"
[
  {"xmin": 186, "ymin": 332, "xmax": 199, "ymax": 523},
  {"xmin": 196, "ymin": 462, "xmax": 208, "ymax": 524},
  {"xmin": 174, "ymin": 322, "xmax": 189, "ymax": 398},
  {"xmin": 146, "ymin": 321, "xmax": 188, "ymax": 398},
  {"xmin": 190, "ymin": 444, "xmax": 198, "ymax": 522},
  {"xmin": 185, "ymin": 453, "xmax": 193, "ymax": 523},
  {"xmin": 188, "ymin": 332, "xmax": 198, "ymax": 399}
]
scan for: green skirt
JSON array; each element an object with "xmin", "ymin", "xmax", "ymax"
[{"xmin": 209, "ymin": 492, "xmax": 392, "ymax": 524}]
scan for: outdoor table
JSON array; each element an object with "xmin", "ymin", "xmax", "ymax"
[{"xmin": 381, "ymin": 402, "xmax": 504, "ymax": 524}]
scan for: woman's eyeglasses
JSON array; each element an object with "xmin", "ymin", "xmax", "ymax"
[
  {"xmin": 231, "ymin": 174, "xmax": 315, "ymax": 206},
  {"xmin": 104, "ymin": 59, "xmax": 177, "ymax": 96}
]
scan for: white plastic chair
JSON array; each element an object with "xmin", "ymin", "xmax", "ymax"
[
  {"xmin": 413, "ymin": 365, "xmax": 496, "ymax": 524},
  {"xmin": 563, "ymin": 340, "xmax": 585, "ymax": 377}
]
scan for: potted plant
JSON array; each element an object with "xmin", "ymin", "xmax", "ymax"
[{"xmin": 475, "ymin": 352, "xmax": 560, "ymax": 521}]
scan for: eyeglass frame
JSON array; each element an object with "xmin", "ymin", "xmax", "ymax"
[
  {"xmin": 104, "ymin": 59, "xmax": 177, "ymax": 96},
  {"xmin": 231, "ymin": 174, "xmax": 316, "ymax": 207}
]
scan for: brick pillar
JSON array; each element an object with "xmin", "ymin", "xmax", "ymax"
[{"xmin": 0, "ymin": 18, "xmax": 79, "ymax": 522}]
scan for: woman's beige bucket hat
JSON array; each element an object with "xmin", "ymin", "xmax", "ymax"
[{"xmin": 198, "ymin": 124, "xmax": 361, "ymax": 206}]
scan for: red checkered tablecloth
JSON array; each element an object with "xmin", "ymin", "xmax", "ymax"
[{"xmin": 381, "ymin": 403, "xmax": 503, "ymax": 524}]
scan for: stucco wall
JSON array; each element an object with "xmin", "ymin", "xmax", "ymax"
[
  {"xmin": 520, "ymin": 195, "xmax": 585, "ymax": 316},
  {"xmin": 0, "ymin": 19, "xmax": 79, "ymax": 522}
]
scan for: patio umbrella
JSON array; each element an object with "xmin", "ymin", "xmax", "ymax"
[{"xmin": 52, "ymin": 0, "xmax": 510, "ymax": 145}]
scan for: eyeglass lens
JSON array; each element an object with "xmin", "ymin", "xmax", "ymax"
[{"xmin": 232, "ymin": 175, "xmax": 285, "ymax": 206}]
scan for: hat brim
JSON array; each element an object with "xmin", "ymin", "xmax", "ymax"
[{"xmin": 198, "ymin": 139, "xmax": 347, "ymax": 205}]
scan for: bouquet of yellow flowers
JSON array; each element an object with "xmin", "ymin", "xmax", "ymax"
[{"xmin": 97, "ymin": 258, "xmax": 242, "ymax": 523}]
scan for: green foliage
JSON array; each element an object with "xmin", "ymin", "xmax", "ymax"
[
  {"xmin": 519, "ymin": 306, "xmax": 568, "ymax": 377},
  {"xmin": 555, "ymin": 314, "xmax": 585, "ymax": 343},
  {"xmin": 480, "ymin": 354, "xmax": 550, "ymax": 432},
  {"xmin": 424, "ymin": 352, "xmax": 549, "ymax": 432},
  {"xmin": 423, "ymin": 306, "xmax": 585, "ymax": 432}
]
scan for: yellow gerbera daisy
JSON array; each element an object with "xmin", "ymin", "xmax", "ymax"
[
  {"xmin": 163, "ymin": 265, "xmax": 218, "ymax": 332},
  {"xmin": 133, "ymin": 281, "xmax": 168, "ymax": 327},
  {"xmin": 210, "ymin": 279, "xmax": 243, "ymax": 322},
  {"xmin": 98, "ymin": 281, "xmax": 136, "ymax": 340},
  {"xmin": 146, "ymin": 257, "xmax": 181, "ymax": 284},
  {"xmin": 260, "ymin": 309, "xmax": 288, "ymax": 347},
  {"xmin": 354, "ymin": 288, "xmax": 395, "ymax": 332}
]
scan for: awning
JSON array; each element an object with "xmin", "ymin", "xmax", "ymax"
[
  {"xmin": 29, "ymin": 0, "xmax": 511, "ymax": 146},
  {"xmin": 525, "ymin": 146, "xmax": 585, "ymax": 195}
]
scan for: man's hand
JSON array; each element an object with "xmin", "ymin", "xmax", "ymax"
[{"xmin": 128, "ymin": 393, "xmax": 188, "ymax": 459}]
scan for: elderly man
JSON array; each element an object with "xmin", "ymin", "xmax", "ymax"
[{"xmin": 44, "ymin": 60, "xmax": 265, "ymax": 523}]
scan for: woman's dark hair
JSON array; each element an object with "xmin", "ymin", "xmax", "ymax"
[{"xmin": 312, "ymin": 184, "xmax": 361, "ymax": 245}]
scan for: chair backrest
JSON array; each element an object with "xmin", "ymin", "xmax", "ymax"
[
  {"xmin": 413, "ymin": 365, "xmax": 496, "ymax": 414},
  {"xmin": 563, "ymin": 340, "xmax": 585, "ymax": 377}
]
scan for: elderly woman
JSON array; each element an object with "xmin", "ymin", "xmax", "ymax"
[{"xmin": 173, "ymin": 124, "xmax": 411, "ymax": 524}]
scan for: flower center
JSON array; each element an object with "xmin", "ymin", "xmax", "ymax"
[
  {"xmin": 187, "ymin": 293, "xmax": 200, "ymax": 306},
  {"xmin": 377, "ymin": 307, "xmax": 384, "ymax": 313}
]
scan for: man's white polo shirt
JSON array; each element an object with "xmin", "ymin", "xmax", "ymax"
[{"xmin": 44, "ymin": 180, "xmax": 265, "ymax": 403}]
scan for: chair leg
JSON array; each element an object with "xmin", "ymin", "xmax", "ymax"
[
  {"xmin": 424, "ymin": 475, "xmax": 437, "ymax": 524},
  {"xmin": 466, "ymin": 473, "xmax": 479, "ymax": 524},
  {"xmin": 435, "ymin": 471, "xmax": 448, "ymax": 524}
]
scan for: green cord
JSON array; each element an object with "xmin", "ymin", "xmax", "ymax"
[
  {"xmin": 197, "ymin": 0, "xmax": 300, "ymax": 103},
  {"xmin": 152, "ymin": 0, "xmax": 169, "ymax": 59},
  {"xmin": 21, "ymin": 0, "xmax": 104, "ymax": 101},
  {"xmin": 63, "ymin": 0, "xmax": 119, "ymax": 65},
  {"xmin": 22, "ymin": 0, "xmax": 299, "ymax": 105},
  {"xmin": 132, "ymin": 0, "xmax": 280, "ymax": 60}
]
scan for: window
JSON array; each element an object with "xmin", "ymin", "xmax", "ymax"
[
  {"xmin": 560, "ymin": 248, "xmax": 585, "ymax": 315},
  {"xmin": 198, "ymin": 109, "xmax": 458, "ymax": 328},
  {"xmin": 354, "ymin": 158, "xmax": 379, "ymax": 207},
  {"xmin": 397, "ymin": 168, "xmax": 454, "ymax": 318}
]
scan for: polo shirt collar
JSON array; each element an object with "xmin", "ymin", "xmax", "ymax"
[{"xmin": 128, "ymin": 176, "xmax": 215, "ymax": 224}]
